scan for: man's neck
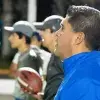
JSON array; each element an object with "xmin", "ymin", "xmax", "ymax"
[
  {"xmin": 18, "ymin": 44, "xmax": 29, "ymax": 53},
  {"xmin": 62, "ymin": 46, "xmax": 90, "ymax": 60},
  {"xmin": 72, "ymin": 46, "xmax": 90, "ymax": 57}
]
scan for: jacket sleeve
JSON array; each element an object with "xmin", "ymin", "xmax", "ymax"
[{"xmin": 43, "ymin": 73, "xmax": 63, "ymax": 100}]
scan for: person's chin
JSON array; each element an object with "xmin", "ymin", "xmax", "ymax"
[
  {"xmin": 54, "ymin": 48, "xmax": 60, "ymax": 56},
  {"xmin": 49, "ymin": 47, "xmax": 54, "ymax": 53},
  {"xmin": 11, "ymin": 45, "xmax": 16, "ymax": 49},
  {"xmin": 42, "ymin": 43, "xmax": 48, "ymax": 48}
]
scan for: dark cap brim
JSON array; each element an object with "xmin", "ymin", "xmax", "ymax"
[{"xmin": 33, "ymin": 22, "xmax": 45, "ymax": 30}]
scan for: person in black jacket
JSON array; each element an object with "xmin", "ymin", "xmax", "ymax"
[{"xmin": 33, "ymin": 15, "xmax": 64, "ymax": 100}]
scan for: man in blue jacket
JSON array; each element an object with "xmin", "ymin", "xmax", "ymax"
[{"xmin": 54, "ymin": 5, "xmax": 100, "ymax": 100}]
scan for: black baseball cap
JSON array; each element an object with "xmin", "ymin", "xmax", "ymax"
[
  {"xmin": 4, "ymin": 21, "xmax": 36, "ymax": 37},
  {"xmin": 33, "ymin": 15, "xmax": 63, "ymax": 32}
]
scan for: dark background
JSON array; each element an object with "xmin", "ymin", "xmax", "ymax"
[{"xmin": 0, "ymin": 0, "xmax": 100, "ymax": 69}]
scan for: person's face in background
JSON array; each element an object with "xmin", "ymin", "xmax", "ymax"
[
  {"xmin": 8, "ymin": 32, "xmax": 24, "ymax": 49},
  {"xmin": 39, "ymin": 29, "xmax": 56, "ymax": 53}
]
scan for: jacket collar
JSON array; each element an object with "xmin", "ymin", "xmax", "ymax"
[{"xmin": 63, "ymin": 51, "xmax": 92, "ymax": 76}]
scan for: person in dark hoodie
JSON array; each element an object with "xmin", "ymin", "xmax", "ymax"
[
  {"xmin": 54, "ymin": 5, "xmax": 100, "ymax": 100},
  {"xmin": 33, "ymin": 15, "xmax": 64, "ymax": 100}
]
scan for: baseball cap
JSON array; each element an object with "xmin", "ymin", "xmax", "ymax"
[
  {"xmin": 4, "ymin": 21, "xmax": 36, "ymax": 37},
  {"xmin": 33, "ymin": 15, "xmax": 63, "ymax": 32}
]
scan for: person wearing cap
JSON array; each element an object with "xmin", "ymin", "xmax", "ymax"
[
  {"xmin": 5, "ymin": 20, "xmax": 34, "ymax": 79},
  {"xmin": 33, "ymin": 15, "xmax": 64, "ymax": 100},
  {"xmin": 54, "ymin": 5, "xmax": 100, "ymax": 100},
  {"xmin": 4, "ymin": 20, "xmax": 43, "ymax": 100},
  {"xmin": 33, "ymin": 15, "xmax": 63, "ymax": 53}
]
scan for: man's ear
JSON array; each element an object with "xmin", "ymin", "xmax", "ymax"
[{"xmin": 74, "ymin": 32, "xmax": 85, "ymax": 45}]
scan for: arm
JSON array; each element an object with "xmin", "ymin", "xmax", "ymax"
[
  {"xmin": 9, "ymin": 63, "xmax": 18, "ymax": 78},
  {"xmin": 9, "ymin": 52, "xmax": 20, "ymax": 78}
]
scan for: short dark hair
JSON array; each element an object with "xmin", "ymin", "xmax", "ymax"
[
  {"xmin": 67, "ymin": 5, "xmax": 100, "ymax": 50},
  {"xmin": 15, "ymin": 32, "xmax": 31, "ymax": 44},
  {"xmin": 32, "ymin": 32, "xmax": 42, "ymax": 41}
]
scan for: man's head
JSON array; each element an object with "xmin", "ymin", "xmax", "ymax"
[
  {"xmin": 33, "ymin": 15, "xmax": 63, "ymax": 52},
  {"xmin": 55, "ymin": 5, "xmax": 100, "ymax": 59},
  {"xmin": 4, "ymin": 21, "xmax": 36, "ymax": 49}
]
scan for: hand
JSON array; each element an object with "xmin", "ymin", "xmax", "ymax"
[
  {"xmin": 21, "ymin": 86, "xmax": 43, "ymax": 100},
  {"xmin": 32, "ymin": 93, "xmax": 43, "ymax": 100}
]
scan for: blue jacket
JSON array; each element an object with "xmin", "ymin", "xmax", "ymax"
[{"xmin": 54, "ymin": 51, "xmax": 100, "ymax": 100}]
